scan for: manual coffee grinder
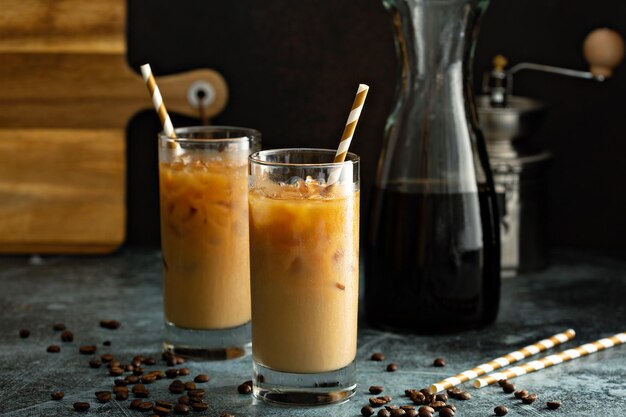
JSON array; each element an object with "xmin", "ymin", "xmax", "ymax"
[{"xmin": 478, "ymin": 28, "xmax": 624, "ymax": 277}]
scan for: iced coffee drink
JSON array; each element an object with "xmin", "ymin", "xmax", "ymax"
[
  {"xmin": 248, "ymin": 149, "xmax": 360, "ymax": 405},
  {"xmin": 159, "ymin": 126, "xmax": 260, "ymax": 359}
]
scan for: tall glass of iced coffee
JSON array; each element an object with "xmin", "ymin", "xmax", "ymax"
[
  {"xmin": 159, "ymin": 126, "xmax": 261, "ymax": 359},
  {"xmin": 248, "ymin": 148, "xmax": 360, "ymax": 405}
]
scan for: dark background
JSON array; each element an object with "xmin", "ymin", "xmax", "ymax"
[{"xmin": 126, "ymin": 0, "xmax": 626, "ymax": 254}]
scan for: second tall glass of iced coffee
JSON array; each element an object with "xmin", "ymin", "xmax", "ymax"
[
  {"xmin": 159, "ymin": 126, "xmax": 260, "ymax": 359},
  {"xmin": 248, "ymin": 149, "xmax": 360, "ymax": 405}
]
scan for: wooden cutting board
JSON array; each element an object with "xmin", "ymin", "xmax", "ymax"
[{"xmin": 0, "ymin": 0, "xmax": 228, "ymax": 254}]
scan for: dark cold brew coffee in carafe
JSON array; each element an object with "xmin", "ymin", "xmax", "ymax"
[{"xmin": 365, "ymin": 0, "xmax": 500, "ymax": 332}]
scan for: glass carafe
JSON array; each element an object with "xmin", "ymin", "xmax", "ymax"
[{"xmin": 365, "ymin": 0, "xmax": 500, "ymax": 332}]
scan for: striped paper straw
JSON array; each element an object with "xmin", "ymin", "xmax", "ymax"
[
  {"xmin": 429, "ymin": 329, "xmax": 576, "ymax": 394},
  {"xmin": 327, "ymin": 84, "xmax": 369, "ymax": 185},
  {"xmin": 473, "ymin": 332, "xmax": 626, "ymax": 388},
  {"xmin": 140, "ymin": 63, "xmax": 178, "ymax": 148}
]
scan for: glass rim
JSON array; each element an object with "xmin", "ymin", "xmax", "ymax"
[
  {"xmin": 249, "ymin": 148, "xmax": 360, "ymax": 168},
  {"xmin": 158, "ymin": 126, "xmax": 261, "ymax": 144}
]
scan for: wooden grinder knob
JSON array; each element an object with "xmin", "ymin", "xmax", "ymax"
[{"xmin": 583, "ymin": 28, "xmax": 625, "ymax": 78}]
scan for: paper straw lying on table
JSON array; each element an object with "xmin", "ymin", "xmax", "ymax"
[
  {"xmin": 429, "ymin": 329, "xmax": 576, "ymax": 394},
  {"xmin": 473, "ymin": 331, "xmax": 626, "ymax": 388}
]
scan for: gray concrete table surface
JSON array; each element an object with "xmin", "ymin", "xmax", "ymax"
[{"xmin": 0, "ymin": 249, "xmax": 625, "ymax": 416}]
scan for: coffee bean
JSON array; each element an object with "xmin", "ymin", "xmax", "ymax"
[
  {"xmin": 132, "ymin": 384, "xmax": 149, "ymax": 398},
  {"xmin": 133, "ymin": 355, "xmax": 145, "ymax": 365},
  {"xmin": 95, "ymin": 391, "xmax": 112, "ymax": 403},
  {"xmin": 369, "ymin": 385, "xmax": 385, "ymax": 394},
  {"xmin": 385, "ymin": 405, "xmax": 399, "ymax": 410},
  {"xmin": 88, "ymin": 358, "xmax": 102, "ymax": 368},
  {"xmin": 184, "ymin": 382, "xmax": 196, "ymax": 391},
  {"xmin": 115, "ymin": 390, "xmax": 129, "ymax": 400},
  {"xmin": 547, "ymin": 400, "xmax": 561, "ymax": 410},
  {"xmin": 429, "ymin": 401, "xmax": 446, "ymax": 410},
  {"xmin": 129, "ymin": 399, "xmax": 143, "ymax": 409},
  {"xmin": 113, "ymin": 386, "xmax": 128, "ymax": 394},
  {"xmin": 502, "ymin": 382, "xmax": 515, "ymax": 393},
  {"xmin": 53, "ymin": 323, "xmax": 66, "ymax": 331},
  {"xmin": 497, "ymin": 379, "xmax": 508, "ymax": 387},
  {"xmin": 125, "ymin": 375, "xmax": 139, "ymax": 384},
  {"xmin": 380, "ymin": 395, "xmax": 392, "ymax": 403},
  {"xmin": 220, "ymin": 414, "xmax": 235, "ymax": 417},
  {"xmin": 60, "ymin": 330, "xmax": 74, "ymax": 342},
  {"xmin": 521, "ymin": 393, "xmax": 537, "ymax": 404},
  {"xmin": 144, "ymin": 356, "xmax": 156, "ymax": 365},
  {"xmin": 133, "ymin": 366, "xmax": 145, "ymax": 376},
  {"xmin": 166, "ymin": 369, "xmax": 179, "ymax": 378},
  {"xmin": 141, "ymin": 374, "xmax": 157, "ymax": 384},
  {"xmin": 178, "ymin": 368, "xmax": 190, "ymax": 376},
  {"xmin": 237, "ymin": 383, "xmax": 252, "ymax": 394},
  {"xmin": 169, "ymin": 381, "xmax": 185, "ymax": 394},
  {"xmin": 418, "ymin": 406, "xmax": 434, "ymax": 414},
  {"xmin": 417, "ymin": 410, "xmax": 432, "ymax": 417},
  {"xmin": 73, "ymin": 401, "xmax": 90, "ymax": 412},
  {"xmin": 194, "ymin": 374, "xmax": 210, "ymax": 383},
  {"xmin": 47, "ymin": 345, "xmax": 60, "ymax": 353},
  {"xmin": 494, "ymin": 405, "xmax": 508, "ymax": 416},
  {"xmin": 439, "ymin": 408, "xmax": 454, "ymax": 417},
  {"xmin": 191, "ymin": 402, "xmax": 208, "ymax": 411},
  {"xmin": 19, "ymin": 329, "xmax": 30, "ymax": 338},
  {"xmin": 377, "ymin": 409, "xmax": 391, "ymax": 417},
  {"xmin": 155, "ymin": 400, "xmax": 174, "ymax": 410},
  {"xmin": 433, "ymin": 358, "xmax": 446, "ymax": 367},
  {"xmin": 107, "ymin": 360, "xmax": 121, "ymax": 369},
  {"xmin": 400, "ymin": 406, "xmax": 415, "ymax": 411},
  {"xmin": 409, "ymin": 391, "xmax": 426, "ymax": 405},
  {"xmin": 51, "ymin": 391, "xmax": 64, "ymax": 400},
  {"xmin": 446, "ymin": 388, "xmax": 462, "ymax": 396},
  {"xmin": 79, "ymin": 345, "xmax": 97, "ymax": 355},
  {"xmin": 369, "ymin": 397, "xmax": 387, "ymax": 407},
  {"xmin": 149, "ymin": 370, "xmax": 165, "ymax": 380},
  {"xmin": 371, "ymin": 352, "xmax": 385, "ymax": 361},
  {"xmin": 136, "ymin": 401, "xmax": 153, "ymax": 412},
  {"xmin": 99, "ymin": 320, "xmax": 120, "ymax": 329},
  {"xmin": 109, "ymin": 367, "xmax": 124, "ymax": 376},
  {"xmin": 188, "ymin": 389, "xmax": 204, "ymax": 398},
  {"xmin": 405, "ymin": 410, "xmax": 418, "ymax": 417},
  {"xmin": 153, "ymin": 405, "xmax": 172, "ymax": 416},
  {"xmin": 124, "ymin": 364, "xmax": 134, "ymax": 372},
  {"xmin": 514, "ymin": 389, "xmax": 528, "ymax": 399},
  {"xmin": 100, "ymin": 353, "xmax": 114, "ymax": 363},
  {"xmin": 443, "ymin": 404, "xmax": 457, "ymax": 412},
  {"xmin": 456, "ymin": 391, "xmax": 471, "ymax": 400},
  {"xmin": 178, "ymin": 395, "xmax": 190, "ymax": 405},
  {"xmin": 103, "ymin": 340, "xmax": 111, "ymax": 346},
  {"xmin": 386, "ymin": 363, "xmax": 398, "ymax": 372},
  {"xmin": 243, "ymin": 380, "xmax": 253, "ymax": 387},
  {"xmin": 391, "ymin": 409, "xmax": 406, "ymax": 417},
  {"xmin": 173, "ymin": 403, "xmax": 189, "ymax": 414},
  {"xmin": 435, "ymin": 393, "xmax": 448, "ymax": 402},
  {"xmin": 361, "ymin": 406, "xmax": 376, "ymax": 417}
]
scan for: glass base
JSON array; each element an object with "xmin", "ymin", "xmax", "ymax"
[
  {"xmin": 252, "ymin": 359, "xmax": 356, "ymax": 406},
  {"xmin": 163, "ymin": 320, "xmax": 251, "ymax": 360}
]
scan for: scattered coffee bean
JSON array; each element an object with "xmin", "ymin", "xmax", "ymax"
[
  {"xmin": 514, "ymin": 389, "xmax": 528, "ymax": 399},
  {"xmin": 153, "ymin": 405, "xmax": 172, "ymax": 416},
  {"xmin": 149, "ymin": 370, "xmax": 165, "ymax": 380},
  {"xmin": 547, "ymin": 400, "xmax": 561, "ymax": 410},
  {"xmin": 136, "ymin": 401, "xmax": 153, "ymax": 412},
  {"xmin": 409, "ymin": 391, "xmax": 426, "ymax": 404},
  {"xmin": 497, "ymin": 379, "xmax": 508, "ymax": 387},
  {"xmin": 237, "ymin": 383, "xmax": 252, "ymax": 394},
  {"xmin": 184, "ymin": 382, "xmax": 196, "ymax": 391},
  {"xmin": 220, "ymin": 414, "xmax": 235, "ymax": 417},
  {"xmin": 47, "ymin": 345, "xmax": 61, "ymax": 353},
  {"xmin": 169, "ymin": 381, "xmax": 185, "ymax": 394},
  {"xmin": 405, "ymin": 410, "xmax": 418, "ymax": 417},
  {"xmin": 417, "ymin": 410, "xmax": 432, "ymax": 417},
  {"xmin": 391, "ymin": 409, "xmax": 406, "ymax": 417},
  {"xmin": 178, "ymin": 395, "xmax": 190, "ymax": 405},
  {"xmin": 386, "ymin": 363, "xmax": 398, "ymax": 372},
  {"xmin": 51, "ymin": 391, "xmax": 64, "ymax": 400},
  {"xmin": 115, "ymin": 390, "xmax": 129, "ymax": 400},
  {"xmin": 429, "ymin": 401, "xmax": 446, "ymax": 410},
  {"xmin": 191, "ymin": 402, "xmax": 208, "ymax": 411},
  {"xmin": 124, "ymin": 364, "xmax": 134, "ymax": 372},
  {"xmin": 369, "ymin": 397, "xmax": 387, "ymax": 407},
  {"xmin": 88, "ymin": 358, "xmax": 102, "ymax": 368},
  {"xmin": 53, "ymin": 323, "xmax": 66, "ymax": 331},
  {"xmin": 73, "ymin": 401, "xmax": 90, "ymax": 412},
  {"xmin": 173, "ymin": 403, "xmax": 189, "ymax": 414},
  {"xmin": 155, "ymin": 400, "xmax": 174, "ymax": 409},
  {"xmin": 132, "ymin": 355, "xmax": 145, "ymax": 366},
  {"xmin": 129, "ymin": 399, "xmax": 143, "ymax": 409},
  {"xmin": 166, "ymin": 368, "xmax": 179, "ymax": 378},
  {"xmin": 107, "ymin": 360, "xmax": 121, "ymax": 369},
  {"xmin": 435, "ymin": 393, "xmax": 448, "ymax": 402},
  {"xmin": 125, "ymin": 375, "xmax": 139, "ymax": 384},
  {"xmin": 371, "ymin": 352, "xmax": 385, "ymax": 361},
  {"xmin": 113, "ymin": 386, "xmax": 128, "ymax": 394},
  {"xmin": 95, "ymin": 391, "xmax": 112, "ymax": 403},
  {"xmin": 446, "ymin": 388, "xmax": 462, "ymax": 397},
  {"xmin": 456, "ymin": 391, "xmax": 471, "ymax": 400},
  {"xmin": 380, "ymin": 395, "xmax": 392, "ymax": 402},
  {"xmin": 400, "ymin": 406, "xmax": 415, "ymax": 411},
  {"xmin": 99, "ymin": 320, "xmax": 120, "ymax": 329},
  {"xmin": 521, "ymin": 393, "xmax": 537, "ymax": 404},
  {"xmin": 19, "ymin": 329, "xmax": 30, "ymax": 338},
  {"xmin": 109, "ymin": 367, "xmax": 124, "ymax": 376},
  {"xmin": 494, "ymin": 405, "xmax": 508, "ymax": 416},
  {"xmin": 418, "ymin": 406, "xmax": 434, "ymax": 414},
  {"xmin": 194, "ymin": 374, "xmax": 210, "ymax": 383},
  {"xmin": 378, "ymin": 409, "xmax": 391, "ymax": 417},
  {"xmin": 60, "ymin": 330, "xmax": 74, "ymax": 342},
  {"xmin": 133, "ymin": 366, "xmax": 145, "ymax": 376},
  {"xmin": 178, "ymin": 367, "xmax": 190, "ymax": 376},
  {"xmin": 79, "ymin": 345, "xmax": 97, "ymax": 355},
  {"xmin": 132, "ymin": 384, "xmax": 149, "ymax": 398},
  {"xmin": 369, "ymin": 385, "xmax": 385, "ymax": 394},
  {"xmin": 439, "ymin": 408, "xmax": 454, "ymax": 417},
  {"xmin": 433, "ymin": 358, "xmax": 446, "ymax": 367},
  {"xmin": 100, "ymin": 353, "xmax": 114, "ymax": 363},
  {"xmin": 444, "ymin": 404, "xmax": 456, "ymax": 412},
  {"xmin": 143, "ymin": 356, "xmax": 155, "ymax": 366},
  {"xmin": 141, "ymin": 374, "xmax": 157, "ymax": 384},
  {"xmin": 502, "ymin": 382, "xmax": 516, "ymax": 393},
  {"xmin": 385, "ymin": 405, "xmax": 399, "ymax": 410},
  {"xmin": 188, "ymin": 389, "xmax": 204, "ymax": 398},
  {"xmin": 103, "ymin": 340, "xmax": 111, "ymax": 346}
]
